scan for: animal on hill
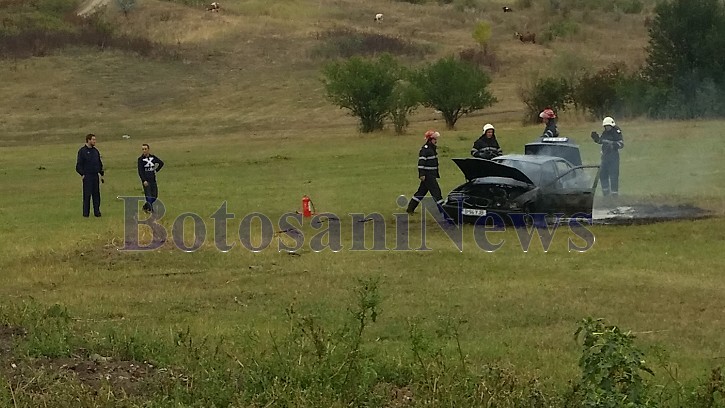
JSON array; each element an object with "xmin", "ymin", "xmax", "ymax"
[
  {"xmin": 515, "ymin": 31, "xmax": 536, "ymax": 43},
  {"xmin": 374, "ymin": 13, "xmax": 383, "ymax": 22},
  {"xmin": 206, "ymin": 2, "xmax": 220, "ymax": 12},
  {"xmin": 503, "ymin": 6, "xmax": 512, "ymax": 12}
]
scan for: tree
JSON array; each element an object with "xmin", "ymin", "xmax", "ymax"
[
  {"xmin": 413, "ymin": 56, "xmax": 497, "ymax": 129},
  {"xmin": 644, "ymin": 0, "xmax": 725, "ymax": 117},
  {"xmin": 518, "ymin": 76, "xmax": 573, "ymax": 124},
  {"xmin": 389, "ymin": 79, "xmax": 422, "ymax": 135},
  {"xmin": 573, "ymin": 63, "xmax": 627, "ymax": 119},
  {"xmin": 321, "ymin": 54, "xmax": 402, "ymax": 133}
]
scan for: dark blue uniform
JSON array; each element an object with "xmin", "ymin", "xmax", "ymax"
[
  {"xmin": 138, "ymin": 154, "xmax": 165, "ymax": 212},
  {"xmin": 542, "ymin": 119, "xmax": 560, "ymax": 139},
  {"xmin": 591, "ymin": 126, "xmax": 624, "ymax": 195},
  {"xmin": 471, "ymin": 134, "xmax": 503, "ymax": 160},
  {"xmin": 76, "ymin": 145, "xmax": 104, "ymax": 217},
  {"xmin": 406, "ymin": 141, "xmax": 443, "ymax": 214}
]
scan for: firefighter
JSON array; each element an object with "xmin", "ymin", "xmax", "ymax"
[
  {"xmin": 406, "ymin": 130, "xmax": 444, "ymax": 215},
  {"xmin": 590, "ymin": 116, "xmax": 624, "ymax": 196},
  {"xmin": 471, "ymin": 123, "xmax": 503, "ymax": 160},
  {"xmin": 539, "ymin": 108, "xmax": 560, "ymax": 139},
  {"xmin": 75, "ymin": 133, "xmax": 104, "ymax": 217},
  {"xmin": 138, "ymin": 143, "xmax": 165, "ymax": 212}
]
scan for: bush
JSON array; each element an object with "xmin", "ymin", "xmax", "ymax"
[
  {"xmin": 573, "ymin": 318, "xmax": 655, "ymax": 408},
  {"xmin": 518, "ymin": 76, "xmax": 573, "ymax": 123},
  {"xmin": 413, "ymin": 56, "xmax": 497, "ymax": 129},
  {"xmin": 0, "ymin": 4, "xmax": 162, "ymax": 59},
  {"xmin": 311, "ymin": 29, "xmax": 430, "ymax": 59},
  {"xmin": 542, "ymin": 18, "xmax": 580, "ymax": 42},
  {"xmin": 572, "ymin": 63, "xmax": 628, "ymax": 119},
  {"xmin": 389, "ymin": 79, "xmax": 423, "ymax": 135},
  {"xmin": 458, "ymin": 47, "xmax": 500, "ymax": 73},
  {"xmin": 321, "ymin": 54, "xmax": 403, "ymax": 133}
]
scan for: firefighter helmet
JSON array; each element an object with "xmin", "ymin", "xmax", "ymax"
[{"xmin": 539, "ymin": 108, "xmax": 556, "ymax": 119}]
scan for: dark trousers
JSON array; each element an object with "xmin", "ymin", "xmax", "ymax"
[
  {"xmin": 142, "ymin": 179, "xmax": 159, "ymax": 211},
  {"xmin": 82, "ymin": 174, "xmax": 101, "ymax": 217},
  {"xmin": 600, "ymin": 154, "xmax": 620, "ymax": 195},
  {"xmin": 407, "ymin": 175, "xmax": 443, "ymax": 213}
]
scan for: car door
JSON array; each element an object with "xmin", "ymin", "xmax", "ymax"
[
  {"xmin": 548, "ymin": 160, "xmax": 601, "ymax": 215},
  {"xmin": 535, "ymin": 161, "xmax": 562, "ymax": 214}
]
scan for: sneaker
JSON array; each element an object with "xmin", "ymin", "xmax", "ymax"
[{"xmin": 94, "ymin": 213, "xmax": 102, "ymax": 217}]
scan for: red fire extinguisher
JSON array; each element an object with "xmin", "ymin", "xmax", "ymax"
[{"xmin": 301, "ymin": 195, "xmax": 315, "ymax": 217}]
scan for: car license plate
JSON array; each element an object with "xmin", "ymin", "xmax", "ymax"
[{"xmin": 462, "ymin": 208, "xmax": 487, "ymax": 216}]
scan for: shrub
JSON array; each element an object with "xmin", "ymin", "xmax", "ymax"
[
  {"xmin": 572, "ymin": 62, "xmax": 628, "ymax": 119},
  {"xmin": 311, "ymin": 29, "xmax": 430, "ymax": 59},
  {"xmin": 389, "ymin": 79, "xmax": 423, "ymax": 135},
  {"xmin": 542, "ymin": 18, "xmax": 580, "ymax": 42},
  {"xmin": 459, "ymin": 47, "xmax": 500, "ymax": 73},
  {"xmin": 321, "ymin": 53, "xmax": 403, "ymax": 133},
  {"xmin": 518, "ymin": 76, "xmax": 573, "ymax": 123},
  {"xmin": 573, "ymin": 317, "xmax": 655, "ymax": 408},
  {"xmin": 413, "ymin": 56, "xmax": 497, "ymax": 129}
]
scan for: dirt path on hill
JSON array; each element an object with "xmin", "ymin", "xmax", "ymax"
[{"xmin": 76, "ymin": 0, "xmax": 112, "ymax": 17}]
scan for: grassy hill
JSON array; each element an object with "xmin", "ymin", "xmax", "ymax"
[{"xmin": 1, "ymin": 0, "xmax": 655, "ymax": 145}]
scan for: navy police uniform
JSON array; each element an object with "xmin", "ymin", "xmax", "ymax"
[{"xmin": 76, "ymin": 144, "xmax": 104, "ymax": 217}]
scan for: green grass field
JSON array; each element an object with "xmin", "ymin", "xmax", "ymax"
[
  {"xmin": 1, "ymin": 115, "xmax": 725, "ymax": 405},
  {"xmin": 2, "ymin": 0, "xmax": 725, "ymax": 405}
]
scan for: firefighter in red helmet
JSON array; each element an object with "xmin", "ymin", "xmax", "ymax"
[
  {"xmin": 538, "ymin": 108, "xmax": 559, "ymax": 139},
  {"xmin": 406, "ymin": 130, "xmax": 444, "ymax": 214}
]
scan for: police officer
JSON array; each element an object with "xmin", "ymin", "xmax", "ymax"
[
  {"xmin": 591, "ymin": 116, "xmax": 624, "ymax": 196},
  {"xmin": 138, "ymin": 143, "xmax": 165, "ymax": 212},
  {"xmin": 539, "ymin": 108, "xmax": 560, "ymax": 139},
  {"xmin": 75, "ymin": 133, "xmax": 104, "ymax": 217},
  {"xmin": 471, "ymin": 123, "xmax": 503, "ymax": 160},
  {"xmin": 406, "ymin": 130, "xmax": 444, "ymax": 214}
]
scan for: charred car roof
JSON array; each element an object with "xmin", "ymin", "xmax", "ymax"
[{"xmin": 524, "ymin": 136, "xmax": 582, "ymax": 166}]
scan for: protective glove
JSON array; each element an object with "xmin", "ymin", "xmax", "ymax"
[
  {"xmin": 481, "ymin": 147, "xmax": 499, "ymax": 160},
  {"xmin": 590, "ymin": 131, "xmax": 600, "ymax": 143}
]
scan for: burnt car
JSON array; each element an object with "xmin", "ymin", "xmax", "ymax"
[{"xmin": 441, "ymin": 137, "xmax": 600, "ymax": 225}]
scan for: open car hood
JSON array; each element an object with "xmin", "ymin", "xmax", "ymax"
[{"xmin": 452, "ymin": 158, "xmax": 535, "ymax": 185}]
